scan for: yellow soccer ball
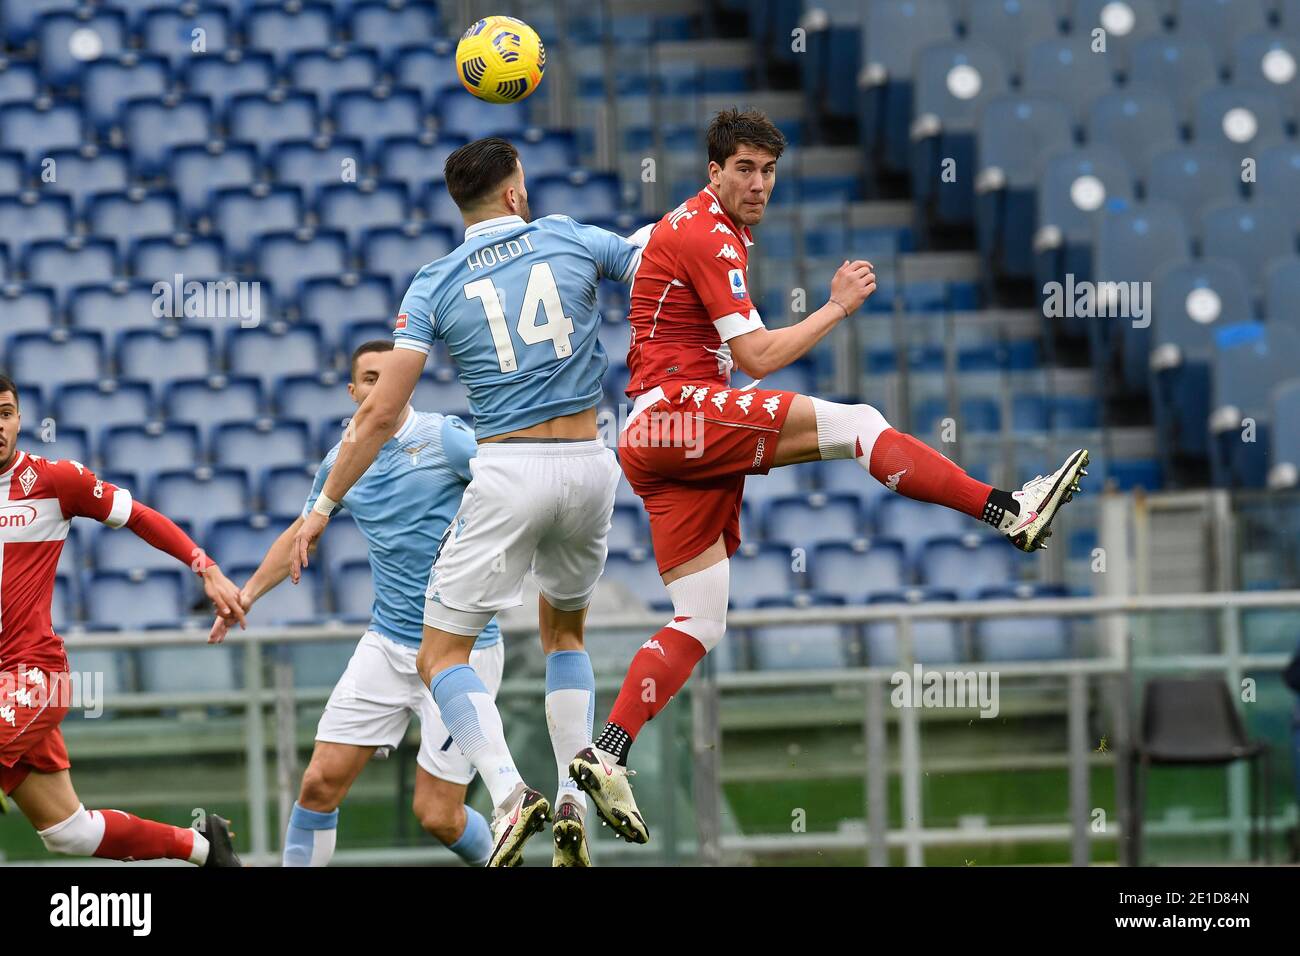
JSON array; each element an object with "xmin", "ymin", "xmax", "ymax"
[{"xmin": 455, "ymin": 16, "xmax": 546, "ymax": 104}]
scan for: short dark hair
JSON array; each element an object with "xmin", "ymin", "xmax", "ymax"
[
  {"xmin": 0, "ymin": 374, "xmax": 18, "ymax": 407},
  {"xmin": 706, "ymin": 108, "xmax": 787, "ymax": 167},
  {"xmin": 444, "ymin": 137, "xmax": 521, "ymax": 211},
  {"xmin": 350, "ymin": 340, "xmax": 393, "ymax": 381}
]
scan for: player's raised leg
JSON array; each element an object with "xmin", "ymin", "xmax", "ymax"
[
  {"xmin": 773, "ymin": 394, "xmax": 1089, "ymax": 553},
  {"xmin": 9, "ymin": 768, "xmax": 239, "ymax": 866}
]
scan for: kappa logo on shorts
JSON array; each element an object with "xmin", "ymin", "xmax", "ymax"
[
  {"xmin": 734, "ymin": 392, "xmax": 754, "ymax": 414},
  {"xmin": 692, "ymin": 387, "xmax": 710, "ymax": 408},
  {"xmin": 0, "ymin": 704, "xmax": 14, "ymax": 726},
  {"xmin": 762, "ymin": 395, "xmax": 782, "ymax": 420},
  {"xmin": 711, "ymin": 389, "xmax": 730, "ymax": 411},
  {"xmin": 11, "ymin": 687, "xmax": 34, "ymax": 708},
  {"xmin": 679, "ymin": 384, "xmax": 697, "ymax": 402}
]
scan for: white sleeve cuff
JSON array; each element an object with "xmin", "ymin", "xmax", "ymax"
[
  {"xmin": 104, "ymin": 487, "xmax": 133, "ymax": 528},
  {"xmin": 394, "ymin": 337, "xmax": 430, "ymax": 354},
  {"xmin": 713, "ymin": 310, "xmax": 764, "ymax": 341}
]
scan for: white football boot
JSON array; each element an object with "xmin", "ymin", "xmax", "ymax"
[
  {"xmin": 1000, "ymin": 449, "xmax": 1089, "ymax": 553},
  {"xmin": 568, "ymin": 747, "xmax": 649, "ymax": 845},
  {"xmin": 551, "ymin": 799, "xmax": 591, "ymax": 867},
  {"xmin": 487, "ymin": 784, "xmax": 551, "ymax": 867}
]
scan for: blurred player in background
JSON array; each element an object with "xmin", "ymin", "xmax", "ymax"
[
  {"xmin": 291, "ymin": 137, "xmax": 646, "ymax": 865},
  {"xmin": 571, "ymin": 109, "xmax": 1090, "ymax": 844},
  {"xmin": 0, "ymin": 375, "xmax": 245, "ymax": 866},
  {"xmin": 209, "ymin": 342, "xmax": 504, "ymax": 867}
]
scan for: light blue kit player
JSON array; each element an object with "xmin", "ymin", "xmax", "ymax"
[
  {"xmin": 209, "ymin": 341, "xmax": 503, "ymax": 867},
  {"xmin": 291, "ymin": 136, "xmax": 647, "ymax": 866}
]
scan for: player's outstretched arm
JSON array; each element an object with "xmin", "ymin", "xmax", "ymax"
[
  {"xmin": 727, "ymin": 259, "xmax": 876, "ymax": 380},
  {"xmin": 290, "ymin": 346, "xmax": 425, "ymax": 581},
  {"xmin": 209, "ymin": 517, "xmax": 316, "ymax": 643}
]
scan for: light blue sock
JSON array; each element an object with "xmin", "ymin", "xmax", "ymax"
[
  {"xmin": 430, "ymin": 664, "xmax": 523, "ymax": 807},
  {"xmin": 447, "ymin": 806, "xmax": 492, "ymax": 866},
  {"xmin": 283, "ymin": 802, "xmax": 338, "ymax": 867},
  {"xmin": 545, "ymin": 650, "xmax": 596, "ymax": 811}
]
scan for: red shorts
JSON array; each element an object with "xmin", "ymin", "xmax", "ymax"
[
  {"xmin": 0, "ymin": 666, "xmax": 72, "ymax": 795},
  {"xmin": 619, "ymin": 381, "xmax": 797, "ymax": 573}
]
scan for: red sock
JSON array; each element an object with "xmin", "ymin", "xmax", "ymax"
[
  {"xmin": 867, "ymin": 428, "xmax": 992, "ymax": 519},
  {"xmin": 93, "ymin": 809, "xmax": 196, "ymax": 862},
  {"xmin": 606, "ymin": 622, "xmax": 708, "ymax": 739}
]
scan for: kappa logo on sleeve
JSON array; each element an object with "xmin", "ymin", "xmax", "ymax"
[
  {"xmin": 727, "ymin": 269, "xmax": 747, "ymax": 299},
  {"xmin": 395, "ymin": 313, "xmax": 409, "ymax": 330}
]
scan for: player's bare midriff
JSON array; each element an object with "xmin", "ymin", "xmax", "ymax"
[{"xmin": 478, "ymin": 406, "xmax": 598, "ymax": 443}]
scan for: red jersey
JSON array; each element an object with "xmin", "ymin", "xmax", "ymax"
[
  {"xmin": 625, "ymin": 185, "xmax": 765, "ymax": 397},
  {"xmin": 0, "ymin": 451, "xmax": 134, "ymax": 673}
]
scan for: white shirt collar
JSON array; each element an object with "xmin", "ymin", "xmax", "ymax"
[
  {"xmin": 0, "ymin": 450, "xmax": 26, "ymax": 479},
  {"xmin": 701, "ymin": 186, "xmax": 755, "ymax": 247},
  {"xmin": 392, "ymin": 407, "xmax": 417, "ymax": 442},
  {"xmin": 464, "ymin": 214, "xmax": 526, "ymax": 241}
]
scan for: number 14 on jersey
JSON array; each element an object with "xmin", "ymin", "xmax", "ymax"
[{"xmin": 464, "ymin": 262, "xmax": 575, "ymax": 373}]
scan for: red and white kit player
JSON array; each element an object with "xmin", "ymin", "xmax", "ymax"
[
  {"xmin": 570, "ymin": 109, "xmax": 1090, "ymax": 843},
  {"xmin": 0, "ymin": 376, "xmax": 245, "ymax": 865}
]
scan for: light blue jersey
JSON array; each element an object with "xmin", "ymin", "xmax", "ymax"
[
  {"xmin": 393, "ymin": 214, "xmax": 641, "ymax": 438},
  {"xmin": 303, "ymin": 409, "xmax": 500, "ymax": 650}
]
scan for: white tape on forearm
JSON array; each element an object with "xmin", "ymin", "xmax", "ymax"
[{"xmin": 312, "ymin": 493, "xmax": 337, "ymax": 516}]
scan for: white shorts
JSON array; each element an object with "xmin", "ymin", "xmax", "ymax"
[
  {"xmin": 424, "ymin": 438, "xmax": 621, "ymax": 636},
  {"xmin": 314, "ymin": 630, "xmax": 506, "ymax": 785}
]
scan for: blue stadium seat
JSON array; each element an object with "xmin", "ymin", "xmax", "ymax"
[
  {"xmin": 37, "ymin": 10, "xmax": 126, "ymax": 86},
  {"xmin": 974, "ymin": 585, "xmax": 1071, "ymax": 660},
  {"xmin": 0, "ymin": 286, "xmax": 57, "ymax": 336},
  {"xmin": 339, "ymin": 319, "xmax": 397, "ymax": 357},
  {"xmin": 230, "ymin": 563, "xmax": 323, "ymax": 624},
  {"xmin": 1035, "ymin": 148, "xmax": 1134, "ymax": 302},
  {"xmin": 123, "ymin": 96, "xmax": 212, "ymax": 177},
  {"xmin": 25, "ymin": 238, "xmax": 119, "ymax": 307},
  {"xmin": 1233, "ymin": 32, "xmax": 1300, "ymax": 119},
  {"xmin": 377, "ymin": 133, "xmax": 466, "ymax": 196},
  {"xmin": 298, "ymin": 273, "xmax": 395, "ymax": 347},
  {"xmin": 169, "ymin": 142, "xmax": 260, "ymax": 219},
  {"xmin": 965, "ymin": 0, "xmax": 1059, "ymax": 78},
  {"xmin": 163, "ymin": 376, "xmax": 263, "ymax": 434},
  {"xmin": 1144, "ymin": 146, "xmax": 1242, "ymax": 223},
  {"xmin": 0, "ymin": 149, "xmax": 24, "ymax": 192},
  {"xmin": 920, "ymin": 534, "xmax": 1019, "ymax": 599},
  {"xmin": 530, "ymin": 171, "xmax": 620, "ymax": 219},
  {"xmin": 316, "ymin": 180, "xmax": 410, "ymax": 254},
  {"xmin": 274, "ymin": 372, "xmax": 358, "ymax": 424},
  {"xmin": 607, "ymin": 503, "xmax": 646, "ymax": 552},
  {"xmin": 9, "ymin": 330, "xmax": 103, "ymax": 388},
  {"xmin": 228, "ymin": 325, "xmax": 323, "ymax": 390},
  {"xmin": 1194, "ymin": 85, "xmax": 1288, "ymax": 158},
  {"xmin": 1177, "ymin": 0, "xmax": 1270, "ymax": 71},
  {"xmin": 1211, "ymin": 320, "xmax": 1300, "ymax": 486},
  {"xmin": 912, "ymin": 397, "xmax": 1001, "ymax": 435},
  {"xmin": 243, "ymin": 1, "xmax": 335, "ymax": 64},
  {"xmin": 137, "ymin": 644, "xmax": 239, "ymax": 695},
  {"xmin": 512, "ymin": 130, "xmax": 579, "ymax": 178},
  {"xmin": 1270, "ymin": 378, "xmax": 1300, "ymax": 489},
  {"xmin": 742, "ymin": 463, "xmax": 803, "ymax": 506},
  {"xmin": 0, "ymin": 193, "xmax": 73, "ymax": 259},
  {"xmin": 102, "ymin": 423, "xmax": 202, "ymax": 475},
  {"xmin": 187, "ymin": 50, "xmax": 276, "ymax": 115},
  {"xmin": 149, "ymin": 468, "xmax": 251, "ymax": 531},
  {"xmin": 85, "ymin": 570, "xmax": 187, "ymax": 631},
  {"xmin": 208, "ymin": 515, "xmax": 288, "ymax": 569},
  {"xmin": 256, "ymin": 228, "xmax": 349, "ymax": 309},
  {"xmin": 810, "ymin": 539, "xmax": 906, "ymax": 601},
  {"xmin": 876, "ymin": 495, "xmax": 974, "ymax": 566},
  {"xmin": 81, "ymin": 54, "xmax": 170, "ymax": 132},
  {"xmin": 1022, "ymin": 35, "xmax": 1117, "ymax": 125},
  {"xmin": 21, "ymin": 427, "xmax": 89, "ymax": 467},
  {"xmin": 41, "ymin": 146, "xmax": 129, "ymax": 215},
  {"xmin": 0, "ymin": 101, "xmax": 83, "ymax": 167},
  {"xmin": 93, "ymin": 519, "xmax": 198, "ymax": 575},
  {"xmin": 764, "ymin": 493, "xmax": 864, "ymax": 548},
  {"xmin": 1199, "ymin": 201, "xmax": 1295, "ymax": 294},
  {"xmin": 210, "ymin": 184, "xmax": 303, "ymax": 266},
  {"xmin": 56, "ymin": 380, "xmax": 153, "ymax": 433},
  {"xmin": 749, "ymin": 599, "xmax": 852, "ymax": 670},
  {"xmin": 1069, "ymin": 0, "xmax": 1163, "ymax": 69},
  {"xmin": 228, "ymin": 91, "xmax": 319, "ymax": 161},
  {"xmin": 1128, "ymin": 34, "xmax": 1217, "ymax": 122},
  {"xmin": 858, "ymin": 0, "xmax": 957, "ymax": 173},
  {"xmin": 1087, "ymin": 87, "xmax": 1179, "ymax": 172},
  {"xmin": 331, "ymin": 560, "xmax": 374, "ymax": 623},
  {"xmin": 130, "ymin": 234, "xmax": 226, "ymax": 281},
  {"xmin": 53, "ymin": 574, "xmax": 82, "ymax": 631},
  {"xmin": 289, "ymin": 47, "xmax": 380, "ymax": 109},
  {"xmin": 422, "ymin": 178, "xmax": 461, "ymax": 229},
  {"xmin": 730, "ymin": 543, "xmax": 799, "ymax": 607},
  {"xmin": 116, "ymin": 328, "xmax": 214, "ymax": 389},
  {"xmin": 2, "ymin": 0, "xmax": 78, "ymax": 46},
  {"xmin": 271, "ymin": 137, "xmax": 365, "ymax": 205},
  {"xmin": 87, "ymin": 190, "xmax": 182, "ymax": 258},
  {"xmin": 436, "ymin": 85, "xmax": 530, "ymax": 138},
  {"xmin": 603, "ymin": 548, "xmax": 664, "ymax": 603},
  {"xmin": 975, "ymin": 93, "xmax": 1073, "ymax": 278},
  {"xmin": 863, "ymin": 591, "xmax": 964, "ymax": 664},
  {"xmin": 347, "ymin": 1, "xmax": 439, "ymax": 55},
  {"xmin": 141, "ymin": 6, "xmax": 231, "ymax": 66},
  {"xmin": 1264, "ymin": 256, "xmax": 1300, "ymax": 329},
  {"xmin": 359, "ymin": 224, "xmax": 454, "ymax": 297},
  {"xmin": 1254, "ymin": 143, "xmax": 1300, "ymax": 231},
  {"xmin": 213, "ymin": 420, "xmax": 313, "ymax": 471},
  {"xmin": 333, "ymin": 87, "xmax": 425, "ymax": 158},
  {"xmin": 260, "ymin": 465, "xmax": 316, "ymax": 515}
]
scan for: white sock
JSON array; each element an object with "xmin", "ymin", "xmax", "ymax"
[
  {"xmin": 545, "ymin": 649, "xmax": 595, "ymax": 816},
  {"xmin": 808, "ymin": 396, "xmax": 891, "ymax": 471},
  {"xmin": 189, "ymin": 831, "xmax": 210, "ymax": 866}
]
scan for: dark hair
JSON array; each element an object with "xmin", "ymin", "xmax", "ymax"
[
  {"xmin": 706, "ymin": 108, "xmax": 787, "ymax": 167},
  {"xmin": 444, "ymin": 136, "xmax": 521, "ymax": 211},
  {"xmin": 350, "ymin": 340, "xmax": 393, "ymax": 381},
  {"xmin": 0, "ymin": 374, "xmax": 18, "ymax": 407}
]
